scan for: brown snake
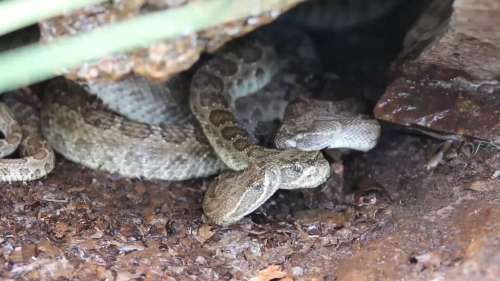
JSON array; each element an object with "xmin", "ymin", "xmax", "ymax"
[
  {"xmin": 2, "ymin": 29, "xmax": 380, "ymax": 225},
  {"xmin": 0, "ymin": 93, "xmax": 55, "ymax": 182},
  {"xmin": 189, "ymin": 31, "xmax": 333, "ymax": 224}
]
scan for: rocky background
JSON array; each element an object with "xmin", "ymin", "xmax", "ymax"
[{"xmin": 0, "ymin": 0, "xmax": 499, "ymax": 280}]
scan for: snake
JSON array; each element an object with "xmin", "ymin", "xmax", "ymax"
[
  {"xmin": 0, "ymin": 92, "xmax": 55, "ymax": 182},
  {"xmin": 275, "ymin": 95, "xmax": 381, "ymax": 152},
  {"xmin": 1, "ymin": 28, "xmax": 380, "ymax": 225}
]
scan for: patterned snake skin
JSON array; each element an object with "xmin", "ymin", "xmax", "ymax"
[
  {"xmin": 1, "ymin": 28, "xmax": 380, "ymax": 225},
  {"xmin": 40, "ymin": 29, "xmax": 318, "ymax": 181},
  {"xmin": 190, "ymin": 31, "xmax": 334, "ymax": 224},
  {"xmin": 275, "ymin": 96, "xmax": 381, "ymax": 152}
]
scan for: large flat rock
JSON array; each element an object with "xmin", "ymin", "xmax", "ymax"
[
  {"xmin": 375, "ymin": 0, "xmax": 500, "ymax": 144},
  {"xmin": 39, "ymin": 0, "xmax": 305, "ymax": 82}
]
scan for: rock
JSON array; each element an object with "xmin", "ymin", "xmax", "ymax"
[
  {"xmin": 39, "ymin": 0, "xmax": 305, "ymax": 83},
  {"xmin": 374, "ymin": 0, "xmax": 500, "ymax": 144}
]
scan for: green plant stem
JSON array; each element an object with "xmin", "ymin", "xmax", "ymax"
[{"xmin": 0, "ymin": 0, "xmax": 106, "ymax": 36}]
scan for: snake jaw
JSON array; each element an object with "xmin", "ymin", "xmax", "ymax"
[
  {"xmin": 275, "ymin": 130, "xmax": 334, "ymax": 151},
  {"xmin": 202, "ymin": 162, "xmax": 281, "ymax": 226},
  {"xmin": 291, "ymin": 153, "xmax": 330, "ymax": 189},
  {"xmin": 202, "ymin": 150, "xmax": 331, "ymax": 225},
  {"xmin": 273, "ymin": 150, "xmax": 331, "ymax": 190},
  {"xmin": 275, "ymin": 95, "xmax": 382, "ymax": 153},
  {"xmin": 275, "ymin": 136, "xmax": 296, "ymax": 150},
  {"xmin": 202, "ymin": 148, "xmax": 332, "ymax": 225},
  {"xmin": 38, "ymin": 29, "xmax": 380, "ymax": 225}
]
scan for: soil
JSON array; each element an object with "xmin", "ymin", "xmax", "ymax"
[
  {"xmin": 0, "ymin": 130, "xmax": 498, "ymax": 280},
  {"xmin": 1, "ymin": 1, "xmax": 500, "ymax": 280}
]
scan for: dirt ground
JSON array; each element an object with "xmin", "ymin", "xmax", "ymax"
[
  {"xmin": 0, "ymin": 129, "xmax": 498, "ymax": 280},
  {"xmin": 1, "ymin": 1, "xmax": 500, "ymax": 281}
]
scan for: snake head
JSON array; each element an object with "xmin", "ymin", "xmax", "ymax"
[
  {"xmin": 275, "ymin": 94, "xmax": 381, "ymax": 152},
  {"xmin": 202, "ymin": 150, "xmax": 330, "ymax": 226},
  {"xmin": 274, "ymin": 120, "xmax": 342, "ymax": 151},
  {"xmin": 271, "ymin": 150, "xmax": 330, "ymax": 190},
  {"xmin": 275, "ymin": 116, "xmax": 381, "ymax": 152},
  {"xmin": 202, "ymin": 163, "xmax": 281, "ymax": 226}
]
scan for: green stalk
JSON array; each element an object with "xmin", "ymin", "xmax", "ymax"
[
  {"xmin": 0, "ymin": 0, "xmax": 303, "ymax": 93},
  {"xmin": 0, "ymin": 0, "xmax": 106, "ymax": 36}
]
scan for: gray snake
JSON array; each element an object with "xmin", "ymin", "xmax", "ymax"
[
  {"xmin": 0, "ymin": 93, "xmax": 55, "ymax": 182},
  {"xmin": 1, "ymin": 29, "xmax": 380, "ymax": 225}
]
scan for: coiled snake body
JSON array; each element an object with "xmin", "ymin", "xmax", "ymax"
[
  {"xmin": 0, "ymin": 93, "xmax": 55, "ymax": 182},
  {"xmin": 1, "ymin": 29, "xmax": 380, "ymax": 225}
]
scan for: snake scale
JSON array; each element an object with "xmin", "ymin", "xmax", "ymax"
[
  {"xmin": 0, "ymin": 28, "xmax": 380, "ymax": 225},
  {"xmin": 0, "ymin": 93, "xmax": 55, "ymax": 182}
]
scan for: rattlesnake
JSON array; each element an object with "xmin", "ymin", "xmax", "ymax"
[
  {"xmin": 1, "ymin": 29, "xmax": 380, "ymax": 225},
  {"xmin": 0, "ymin": 92, "xmax": 55, "ymax": 182},
  {"xmin": 275, "ymin": 96, "xmax": 381, "ymax": 152}
]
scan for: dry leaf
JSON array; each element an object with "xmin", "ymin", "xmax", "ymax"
[
  {"xmin": 196, "ymin": 224, "xmax": 215, "ymax": 244},
  {"xmin": 38, "ymin": 238, "xmax": 62, "ymax": 257},
  {"xmin": 250, "ymin": 265, "xmax": 293, "ymax": 281},
  {"xmin": 54, "ymin": 222, "xmax": 69, "ymax": 239},
  {"xmin": 21, "ymin": 244, "xmax": 38, "ymax": 262}
]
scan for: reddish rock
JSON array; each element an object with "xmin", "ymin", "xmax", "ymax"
[
  {"xmin": 375, "ymin": 0, "xmax": 500, "ymax": 144},
  {"xmin": 375, "ymin": 75, "xmax": 500, "ymax": 143}
]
